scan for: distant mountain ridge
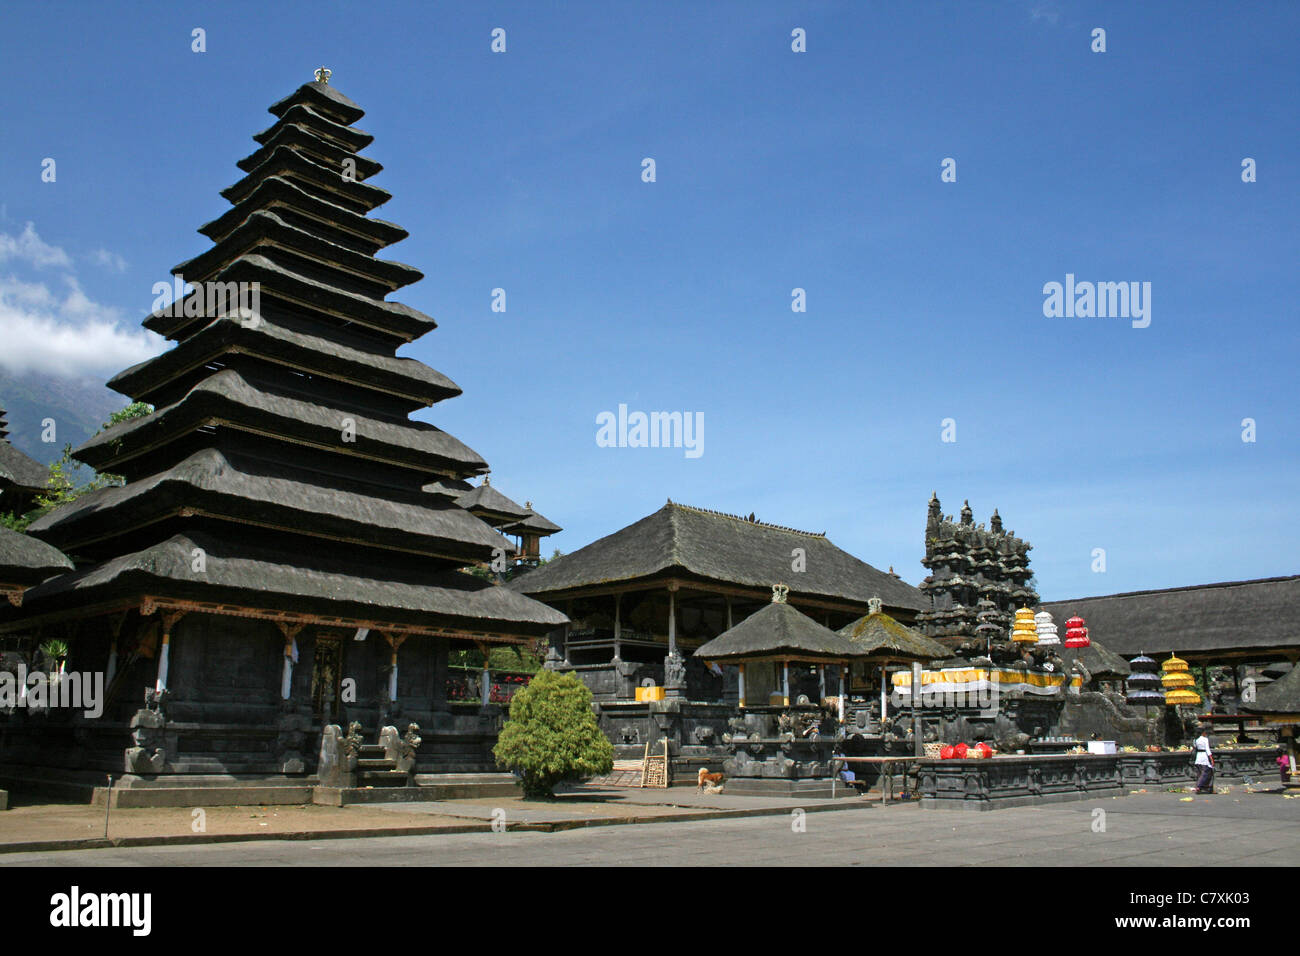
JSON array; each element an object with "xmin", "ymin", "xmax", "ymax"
[{"xmin": 0, "ymin": 368, "xmax": 130, "ymax": 465}]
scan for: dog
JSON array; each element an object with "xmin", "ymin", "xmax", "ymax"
[{"xmin": 697, "ymin": 767, "xmax": 725, "ymax": 793}]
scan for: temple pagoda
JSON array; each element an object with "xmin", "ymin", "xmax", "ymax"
[{"xmin": 3, "ymin": 73, "xmax": 565, "ymax": 784}]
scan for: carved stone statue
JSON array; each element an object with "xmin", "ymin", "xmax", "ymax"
[
  {"xmin": 125, "ymin": 708, "xmax": 166, "ymax": 774},
  {"xmin": 664, "ymin": 650, "xmax": 686, "ymax": 693}
]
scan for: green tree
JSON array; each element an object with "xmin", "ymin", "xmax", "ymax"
[{"xmin": 493, "ymin": 670, "xmax": 613, "ymax": 798}]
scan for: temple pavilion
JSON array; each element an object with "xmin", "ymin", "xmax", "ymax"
[
  {"xmin": 510, "ymin": 500, "xmax": 925, "ymax": 705},
  {"xmin": 0, "ymin": 74, "xmax": 565, "ymax": 787},
  {"xmin": 694, "ymin": 584, "xmax": 864, "ymax": 713}
]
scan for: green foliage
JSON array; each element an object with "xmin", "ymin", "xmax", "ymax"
[
  {"xmin": 38, "ymin": 639, "xmax": 68, "ymax": 669},
  {"xmin": 0, "ymin": 512, "xmax": 31, "ymax": 532},
  {"xmin": 493, "ymin": 670, "xmax": 613, "ymax": 798},
  {"xmin": 102, "ymin": 402, "xmax": 152, "ymax": 430},
  {"xmin": 450, "ymin": 644, "xmax": 542, "ymax": 673}
]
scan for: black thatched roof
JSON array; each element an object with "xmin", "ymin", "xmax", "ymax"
[
  {"xmin": 13, "ymin": 531, "xmax": 565, "ymax": 634},
  {"xmin": 221, "ymin": 145, "xmax": 391, "ymax": 214},
  {"xmin": 268, "ymin": 80, "xmax": 366, "ymax": 126},
  {"xmin": 1040, "ymin": 576, "xmax": 1300, "ymax": 657},
  {"xmin": 198, "ymin": 177, "xmax": 404, "ymax": 255},
  {"xmin": 0, "ymin": 441, "xmax": 48, "ymax": 494},
  {"xmin": 110, "ymin": 312, "xmax": 461, "ymax": 410},
  {"xmin": 837, "ymin": 608, "xmax": 949, "ymax": 662},
  {"xmin": 254, "ymin": 103, "xmax": 373, "ymax": 151},
  {"xmin": 1073, "ymin": 638, "xmax": 1132, "ymax": 678},
  {"xmin": 1243, "ymin": 665, "xmax": 1300, "ymax": 717},
  {"xmin": 174, "ymin": 209, "xmax": 421, "ymax": 296},
  {"xmin": 694, "ymin": 600, "xmax": 862, "ymax": 663},
  {"xmin": 512, "ymin": 502, "xmax": 925, "ymax": 612},
  {"xmin": 504, "ymin": 506, "xmax": 562, "ymax": 536},
  {"xmin": 0, "ymin": 525, "xmax": 73, "ymax": 588},
  {"xmin": 239, "ymin": 122, "xmax": 383, "ymax": 179},
  {"xmin": 143, "ymin": 252, "xmax": 434, "ymax": 344},
  {"xmin": 458, "ymin": 480, "xmax": 530, "ymax": 524},
  {"xmin": 28, "ymin": 448, "xmax": 513, "ymax": 562},
  {"xmin": 423, "ymin": 477, "xmax": 473, "ymax": 500},
  {"xmin": 76, "ymin": 369, "xmax": 489, "ymax": 480}
]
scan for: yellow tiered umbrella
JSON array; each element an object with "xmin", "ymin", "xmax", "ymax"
[
  {"xmin": 1011, "ymin": 607, "xmax": 1038, "ymax": 644},
  {"xmin": 1161, "ymin": 654, "xmax": 1201, "ymax": 706}
]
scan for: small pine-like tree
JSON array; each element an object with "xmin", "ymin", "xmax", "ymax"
[{"xmin": 493, "ymin": 670, "xmax": 613, "ymax": 798}]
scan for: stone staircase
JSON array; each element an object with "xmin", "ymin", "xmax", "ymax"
[{"xmin": 355, "ymin": 743, "xmax": 410, "ymax": 788}]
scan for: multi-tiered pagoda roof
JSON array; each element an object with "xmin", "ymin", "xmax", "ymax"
[{"xmin": 21, "ymin": 76, "xmax": 564, "ymax": 639}]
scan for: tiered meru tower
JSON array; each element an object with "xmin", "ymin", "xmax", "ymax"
[
  {"xmin": 915, "ymin": 492, "xmax": 1038, "ymax": 650},
  {"xmin": 7, "ymin": 75, "xmax": 565, "ymax": 782}
]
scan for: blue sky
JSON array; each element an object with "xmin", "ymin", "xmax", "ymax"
[{"xmin": 0, "ymin": 0, "xmax": 1296, "ymax": 601}]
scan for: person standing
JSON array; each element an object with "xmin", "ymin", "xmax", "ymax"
[{"xmin": 1193, "ymin": 724, "xmax": 1215, "ymax": 794}]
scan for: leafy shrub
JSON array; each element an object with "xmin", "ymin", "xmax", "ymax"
[{"xmin": 493, "ymin": 670, "xmax": 613, "ymax": 798}]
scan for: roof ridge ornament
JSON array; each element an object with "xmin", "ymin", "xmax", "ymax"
[
  {"xmin": 868, "ymin": 596, "xmax": 883, "ymax": 615},
  {"xmin": 771, "ymin": 583, "xmax": 790, "ymax": 604},
  {"xmin": 314, "ymin": 66, "xmax": 332, "ymax": 85}
]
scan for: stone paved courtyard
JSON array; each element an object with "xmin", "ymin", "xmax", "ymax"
[{"xmin": 1, "ymin": 784, "xmax": 1295, "ymax": 866}]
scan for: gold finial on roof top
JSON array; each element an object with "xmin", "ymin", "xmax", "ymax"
[{"xmin": 314, "ymin": 67, "xmax": 332, "ymax": 84}]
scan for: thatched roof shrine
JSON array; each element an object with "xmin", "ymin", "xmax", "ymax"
[
  {"xmin": 695, "ymin": 593, "xmax": 862, "ymax": 664},
  {"xmin": 837, "ymin": 598, "xmax": 949, "ymax": 662}
]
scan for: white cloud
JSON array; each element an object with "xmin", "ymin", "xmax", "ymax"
[
  {"xmin": 89, "ymin": 248, "xmax": 128, "ymax": 272},
  {"xmin": 0, "ymin": 222, "xmax": 72, "ymax": 269},
  {"xmin": 0, "ymin": 274, "xmax": 165, "ymax": 377}
]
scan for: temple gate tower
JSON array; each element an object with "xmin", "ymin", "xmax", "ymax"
[{"xmin": 915, "ymin": 492, "xmax": 1038, "ymax": 651}]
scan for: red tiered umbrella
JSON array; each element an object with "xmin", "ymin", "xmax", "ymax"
[{"xmin": 1064, "ymin": 615, "xmax": 1091, "ymax": 648}]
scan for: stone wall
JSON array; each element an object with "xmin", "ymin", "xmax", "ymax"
[{"xmin": 920, "ymin": 748, "xmax": 1279, "ymax": 810}]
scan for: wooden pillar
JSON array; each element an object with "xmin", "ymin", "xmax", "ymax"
[
  {"xmin": 106, "ymin": 612, "xmax": 127, "ymax": 688},
  {"xmin": 782, "ymin": 660, "xmax": 790, "ymax": 706},
  {"xmin": 475, "ymin": 641, "xmax": 491, "ymax": 712},
  {"xmin": 818, "ymin": 663, "xmax": 826, "ymax": 702},
  {"xmin": 155, "ymin": 611, "xmax": 184, "ymax": 694},
  {"xmin": 738, "ymin": 663, "xmax": 746, "ymax": 708},
  {"xmin": 384, "ymin": 633, "xmax": 407, "ymax": 704},
  {"xmin": 278, "ymin": 622, "xmax": 305, "ymax": 701},
  {"xmin": 839, "ymin": 665, "xmax": 848, "ymax": 723},
  {"xmin": 667, "ymin": 588, "xmax": 677, "ymax": 656},
  {"xmin": 726, "ymin": 596, "xmax": 733, "ymax": 630},
  {"xmin": 563, "ymin": 600, "xmax": 572, "ymax": 665},
  {"xmin": 880, "ymin": 664, "xmax": 888, "ymax": 720},
  {"xmin": 613, "ymin": 593, "xmax": 622, "ymax": 660}
]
